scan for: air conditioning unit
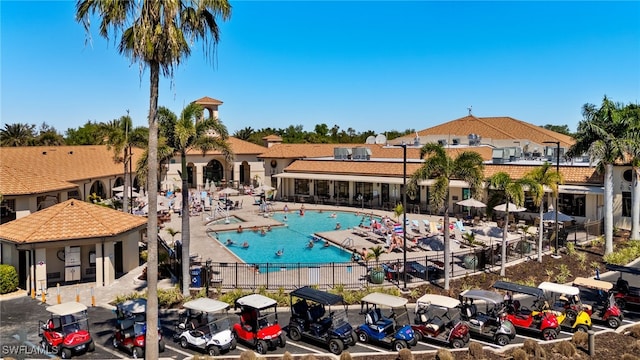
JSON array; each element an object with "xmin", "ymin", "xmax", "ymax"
[{"xmin": 438, "ymin": 139, "xmax": 447, "ymax": 146}]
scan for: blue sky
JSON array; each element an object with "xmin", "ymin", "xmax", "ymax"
[{"xmin": 2, "ymin": 1, "xmax": 639, "ymax": 135}]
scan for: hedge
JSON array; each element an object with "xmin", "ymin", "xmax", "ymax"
[{"xmin": 0, "ymin": 264, "xmax": 18, "ymax": 294}]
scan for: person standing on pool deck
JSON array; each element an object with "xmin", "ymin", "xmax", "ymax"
[{"xmin": 283, "ymin": 204, "xmax": 289, "ymax": 213}]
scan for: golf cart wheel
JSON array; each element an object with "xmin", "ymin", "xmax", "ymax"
[
  {"xmin": 357, "ymin": 331, "xmax": 369, "ymax": 343},
  {"xmin": 566, "ymin": 309, "xmax": 578, "ymax": 322},
  {"xmin": 60, "ymin": 348, "xmax": 72, "ymax": 359},
  {"xmin": 392, "ymin": 340, "xmax": 407, "ymax": 351},
  {"xmin": 288, "ymin": 326, "xmax": 302, "ymax": 341},
  {"xmin": 230, "ymin": 338, "xmax": 237, "ymax": 350},
  {"xmin": 112, "ymin": 337, "xmax": 119, "ymax": 348},
  {"xmin": 159, "ymin": 339, "xmax": 166, "ymax": 352},
  {"xmin": 542, "ymin": 328, "xmax": 557, "ymax": 340},
  {"xmin": 328, "ymin": 339, "xmax": 344, "ymax": 355},
  {"xmin": 496, "ymin": 334, "xmax": 510, "ymax": 346},
  {"xmin": 452, "ymin": 338, "xmax": 465, "ymax": 348},
  {"xmin": 413, "ymin": 330, "xmax": 423, "ymax": 343},
  {"xmin": 278, "ymin": 333, "xmax": 287, "ymax": 348},
  {"xmin": 349, "ymin": 332, "xmax": 358, "ymax": 346},
  {"xmin": 207, "ymin": 345, "xmax": 220, "ymax": 356},
  {"xmin": 180, "ymin": 337, "xmax": 189, "ymax": 349},
  {"xmin": 132, "ymin": 346, "xmax": 144, "ymax": 359},
  {"xmin": 256, "ymin": 340, "xmax": 268, "ymax": 354},
  {"xmin": 87, "ymin": 340, "xmax": 95, "ymax": 352},
  {"xmin": 576, "ymin": 325, "xmax": 589, "ymax": 333},
  {"xmin": 607, "ymin": 316, "xmax": 621, "ymax": 329},
  {"xmin": 615, "ymin": 298, "xmax": 626, "ymax": 310}
]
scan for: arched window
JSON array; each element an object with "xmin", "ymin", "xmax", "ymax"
[{"xmin": 204, "ymin": 160, "xmax": 224, "ymax": 186}]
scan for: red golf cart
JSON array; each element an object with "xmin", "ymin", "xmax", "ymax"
[
  {"xmin": 39, "ymin": 302, "xmax": 95, "ymax": 359},
  {"xmin": 232, "ymin": 294, "xmax": 286, "ymax": 354},
  {"xmin": 112, "ymin": 298, "xmax": 165, "ymax": 358}
]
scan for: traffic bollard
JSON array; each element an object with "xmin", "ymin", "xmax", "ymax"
[
  {"xmin": 76, "ymin": 285, "xmax": 80, "ymax": 303},
  {"xmin": 57, "ymin": 283, "xmax": 61, "ymax": 304},
  {"xmin": 91, "ymin": 287, "xmax": 95, "ymax": 307},
  {"xmin": 40, "ymin": 281, "xmax": 46, "ymax": 303}
]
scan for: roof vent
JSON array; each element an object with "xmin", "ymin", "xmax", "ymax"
[
  {"xmin": 68, "ymin": 151, "xmax": 73, "ymax": 155},
  {"xmin": 452, "ymin": 138, "xmax": 460, "ymax": 145},
  {"xmin": 42, "ymin": 151, "xmax": 47, "ymax": 155}
]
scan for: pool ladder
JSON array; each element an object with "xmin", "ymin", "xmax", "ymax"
[{"xmin": 341, "ymin": 237, "xmax": 354, "ymax": 248}]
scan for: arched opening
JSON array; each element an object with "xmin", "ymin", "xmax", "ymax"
[
  {"xmin": 239, "ymin": 161, "xmax": 250, "ymax": 186},
  {"xmin": 203, "ymin": 160, "xmax": 224, "ymax": 187},
  {"xmin": 89, "ymin": 180, "xmax": 107, "ymax": 200},
  {"xmin": 187, "ymin": 163, "xmax": 196, "ymax": 189}
]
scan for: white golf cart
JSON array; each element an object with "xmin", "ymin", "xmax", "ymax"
[{"xmin": 176, "ymin": 298, "xmax": 236, "ymax": 356}]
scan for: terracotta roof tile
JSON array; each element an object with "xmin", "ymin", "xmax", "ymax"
[
  {"xmin": 398, "ymin": 115, "xmax": 575, "ymax": 148},
  {"xmin": 0, "ymin": 165, "xmax": 77, "ymax": 195},
  {"xmin": 185, "ymin": 137, "xmax": 267, "ymax": 155},
  {"xmin": 194, "ymin": 96, "xmax": 223, "ymax": 105},
  {"xmin": 0, "ymin": 199, "xmax": 147, "ymax": 243}
]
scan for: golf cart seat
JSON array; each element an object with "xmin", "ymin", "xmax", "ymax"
[
  {"xmin": 366, "ymin": 308, "xmax": 393, "ymax": 332},
  {"xmin": 426, "ymin": 316, "xmax": 444, "ymax": 333},
  {"xmin": 240, "ymin": 312, "xmax": 255, "ymax": 332},
  {"xmin": 120, "ymin": 319, "xmax": 136, "ymax": 338},
  {"xmin": 616, "ymin": 278, "xmax": 630, "ymax": 295},
  {"xmin": 463, "ymin": 303, "xmax": 478, "ymax": 318},
  {"xmin": 292, "ymin": 300, "xmax": 309, "ymax": 318},
  {"xmin": 309, "ymin": 304, "xmax": 325, "ymax": 321}
]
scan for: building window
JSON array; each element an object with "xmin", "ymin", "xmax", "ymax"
[
  {"xmin": 294, "ymin": 179, "xmax": 310, "ymax": 195},
  {"xmin": 558, "ymin": 193, "xmax": 586, "ymax": 217},
  {"xmin": 354, "ymin": 182, "xmax": 373, "ymax": 201},
  {"xmin": 622, "ymin": 192, "xmax": 631, "ymax": 217},
  {"xmin": 315, "ymin": 180, "xmax": 330, "ymax": 197},
  {"xmin": 68, "ymin": 190, "xmax": 81, "ymax": 200},
  {"xmin": 334, "ymin": 181, "xmax": 349, "ymax": 200}
]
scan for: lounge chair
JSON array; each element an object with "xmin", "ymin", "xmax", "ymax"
[{"xmin": 411, "ymin": 220, "xmax": 421, "ymax": 233}]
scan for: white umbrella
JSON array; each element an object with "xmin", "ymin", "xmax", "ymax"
[
  {"xmin": 112, "ymin": 185, "xmax": 137, "ymax": 192},
  {"xmin": 456, "ymin": 198, "xmax": 486, "ymax": 208},
  {"xmin": 493, "ymin": 202, "xmax": 527, "ymax": 212},
  {"xmin": 142, "ymin": 202, "xmax": 169, "ymax": 214},
  {"xmin": 204, "ymin": 179, "xmax": 211, "ymax": 191},
  {"xmin": 255, "ymin": 184, "xmax": 275, "ymax": 193},
  {"xmin": 219, "ymin": 187, "xmax": 239, "ymax": 196},
  {"xmin": 116, "ymin": 190, "xmax": 140, "ymax": 198},
  {"xmin": 541, "ymin": 210, "xmax": 574, "ymax": 222}
]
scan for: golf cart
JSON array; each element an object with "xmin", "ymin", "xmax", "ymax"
[
  {"xmin": 458, "ymin": 289, "xmax": 516, "ymax": 346},
  {"xmin": 492, "ymin": 281, "xmax": 560, "ymax": 340},
  {"xmin": 356, "ymin": 292, "xmax": 416, "ymax": 351},
  {"xmin": 39, "ymin": 302, "xmax": 95, "ymax": 359},
  {"xmin": 606, "ymin": 264, "xmax": 640, "ymax": 310},
  {"xmin": 288, "ymin": 286, "xmax": 357, "ymax": 355},
  {"xmin": 412, "ymin": 294, "xmax": 470, "ymax": 348},
  {"xmin": 176, "ymin": 298, "xmax": 236, "ymax": 356},
  {"xmin": 112, "ymin": 298, "xmax": 165, "ymax": 358},
  {"xmin": 573, "ymin": 277, "xmax": 623, "ymax": 329},
  {"xmin": 232, "ymin": 294, "xmax": 286, "ymax": 354},
  {"xmin": 538, "ymin": 281, "xmax": 592, "ymax": 333}
]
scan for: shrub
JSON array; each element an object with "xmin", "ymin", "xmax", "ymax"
[
  {"xmin": 239, "ymin": 350, "xmax": 257, "ymax": 360},
  {"xmin": 572, "ymin": 331, "xmax": 588, "ymax": 348},
  {"xmin": 300, "ymin": 355, "xmax": 317, "ymax": 360},
  {"xmin": 435, "ymin": 348, "xmax": 453, "ymax": 360},
  {"xmin": 157, "ymin": 286, "xmax": 184, "ymax": 308},
  {"xmin": 140, "ymin": 250, "xmax": 148, "ymax": 263},
  {"xmin": 622, "ymin": 354, "xmax": 640, "ymax": 360},
  {"xmin": 397, "ymin": 348, "xmax": 414, "ymax": 360},
  {"xmin": 553, "ymin": 341, "xmax": 576, "ymax": 357},
  {"xmin": 339, "ymin": 351, "xmax": 353, "ymax": 360},
  {"xmin": 512, "ymin": 348, "xmax": 528, "ymax": 360},
  {"xmin": 628, "ymin": 324, "xmax": 640, "ymax": 339},
  {"xmin": 282, "ymin": 351, "xmax": 294, "ymax": 360},
  {"xmin": 522, "ymin": 339, "xmax": 538, "ymax": 354},
  {"xmin": 468, "ymin": 342, "xmax": 484, "ymax": 358},
  {"xmin": 604, "ymin": 241, "xmax": 640, "ymax": 265},
  {"xmin": 0, "ymin": 264, "xmax": 18, "ymax": 294}
]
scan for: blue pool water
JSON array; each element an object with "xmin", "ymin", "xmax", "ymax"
[{"xmin": 211, "ymin": 210, "xmax": 376, "ymax": 265}]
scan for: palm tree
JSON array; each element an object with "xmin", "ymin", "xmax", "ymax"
[
  {"xmin": 524, "ymin": 163, "xmax": 563, "ymax": 262},
  {"xmin": 76, "ymin": 1, "xmax": 231, "ymax": 357},
  {"xmin": 408, "ymin": 143, "xmax": 484, "ymax": 290},
  {"xmin": 0, "ymin": 123, "xmax": 35, "ymax": 146},
  {"xmin": 161, "ymin": 102, "xmax": 233, "ymax": 296},
  {"xmin": 567, "ymin": 96, "xmax": 627, "ymax": 254},
  {"xmin": 101, "ymin": 115, "xmax": 148, "ymax": 214},
  {"xmin": 487, "ymin": 172, "xmax": 537, "ymax": 276},
  {"xmin": 621, "ymin": 103, "xmax": 640, "ymax": 240}
]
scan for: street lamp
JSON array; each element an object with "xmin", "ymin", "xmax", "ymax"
[
  {"xmin": 543, "ymin": 141, "xmax": 560, "ymax": 256},
  {"xmin": 395, "ymin": 141, "xmax": 408, "ymax": 291}
]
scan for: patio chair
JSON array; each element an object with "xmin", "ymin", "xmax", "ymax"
[{"xmin": 411, "ymin": 220, "xmax": 421, "ymax": 233}]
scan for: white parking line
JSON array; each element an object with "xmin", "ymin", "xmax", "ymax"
[
  {"xmin": 286, "ymin": 340, "xmax": 324, "ymax": 353},
  {"xmin": 94, "ymin": 342, "xmax": 129, "ymax": 359},
  {"xmin": 467, "ymin": 337, "xmax": 501, "ymax": 348},
  {"xmin": 591, "ymin": 324, "xmax": 609, "ymax": 330},
  {"xmin": 623, "ymin": 319, "xmax": 637, "ymax": 324},
  {"xmin": 165, "ymin": 343, "xmax": 195, "ymax": 357},
  {"xmin": 353, "ymin": 342, "xmax": 386, "ymax": 352}
]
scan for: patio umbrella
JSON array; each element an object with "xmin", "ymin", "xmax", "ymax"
[
  {"xmin": 219, "ymin": 187, "xmax": 239, "ymax": 196},
  {"xmin": 456, "ymin": 198, "xmax": 486, "ymax": 208},
  {"xmin": 115, "ymin": 190, "xmax": 140, "ymax": 198},
  {"xmin": 204, "ymin": 179, "xmax": 211, "ymax": 191},
  {"xmin": 142, "ymin": 201, "xmax": 169, "ymax": 214},
  {"xmin": 541, "ymin": 210, "xmax": 574, "ymax": 223},
  {"xmin": 493, "ymin": 202, "xmax": 527, "ymax": 212},
  {"xmin": 255, "ymin": 184, "xmax": 275, "ymax": 193},
  {"xmin": 112, "ymin": 185, "xmax": 137, "ymax": 192}
]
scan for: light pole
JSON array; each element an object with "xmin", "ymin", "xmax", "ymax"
[
  {"xmin": 396, "ymin": 141, "xmax": 408, "ymax": 291},
  {"xmin": 543, "ymin": 141, "xmax": 560, "ymax": 255}
]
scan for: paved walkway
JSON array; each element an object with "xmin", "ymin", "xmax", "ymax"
[{"xmin": 14, "ymin": 194, "xmax": 592, "ymax": 307}]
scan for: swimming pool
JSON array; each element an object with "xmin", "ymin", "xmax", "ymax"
[{"xmin": 211, "ymin": 210, "xmax": 377, "ymax": 265}]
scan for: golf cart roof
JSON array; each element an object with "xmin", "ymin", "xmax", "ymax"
[
  {"xmin": 290, "ymin": 286, "xmax": 344, "ymax": 305},
  {"xmin": 46, "ymin": 302, "xmax": 87, "ymax": 316},
  {"xmin": 493, "ymin": 281, "xmax": 545, "ymax": 298},
  {"xmin": 117, "ymin": 298, "xmax": 147, "ymax": 314},
  {"xmin": 361, "ymin": 292, "xmax": 408, "ymax": 308},
  {"xmin": 573, "ymin": 277, "xmax": 613, "ymax": 291},
  {"xmin": 459, "ymin": 289, "xmax": 504, "ymax": 304},
  {"xmin": 183, "ymin": 298, "xmax": 230, "ymax": 313},
  {"xmin": 538, "ymin": 282, "xmax": 580, "ymax": 296},
  {"xmin": 415, "ymin": 294, "xmax": 459, "ymax": 309},
  {"xmin": 235, "ymin": 294, "xmax": 277, "ymax": 310},
  {"xmin": 605, "ymin": 264, "xmax": 640, "ymax": 276}
]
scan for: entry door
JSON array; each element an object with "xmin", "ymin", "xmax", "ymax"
[
  {"xmin": 114, "ymin": 241, "xmax": 123, "ymax": 277},
  {"xmin": 18, "ymin": 251, "xmax": 27, "ymax": 290}
]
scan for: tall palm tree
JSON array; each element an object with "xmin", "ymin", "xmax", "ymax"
[
  {"xmin": 101, "ymin": 115, "xmax": 148, "ymax": 213},
  {"xmin": 161, "ymin": 102, "xmax": 233, "ymax": 296},
  {"xmin": 76, "ymin": 1, "xmax": 231, "ymax": 357},
  {"xmin": 0, "ymin": 123, "xmax": 35, "ymax": 146},
  {"xmin": 487, "ymin": 172, "xmax": 537, "ymax": 276},
  {"xmin": 408, "ymin": 143, "xmax": 484, "ymax": 290},
  {"xmin": 524, "ymin": 163, "xmax": 563, "ymax": 262},
  {"xmin": 567, "ymin": 96, "xmax": 627, "ymax": 254},
  {"xmin": 621, "ymin": 103, "xmax": 640, "ymax": 240}
]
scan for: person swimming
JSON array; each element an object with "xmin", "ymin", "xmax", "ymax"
[
  {"xmin": 275, "ymin": 249, "xmax": 284, "ymax": 256},
  {"xmin": 329, "ymin": 212, "xmax": 337, "ymax": 218},
  {"xmin": 335, "ymin": 222, "xmax": 341, "ymax": 230},
  {"xmin": 237, "ymin": 225, "xmax": 243, "ymax": 233},
  {"xmin": 307, "ymin": 240, "xmax": 314, "ymax": 249},
  {"xmin": 242, "ymin": 242, "xmax": 249, "ymax": 248},
  {"xmin": 324, "ymin": 240, "xmax": 330, "ymax": 248},
  {"xmin": 226, "ymin": 239, "xmax": 234, "ymax": 246}
]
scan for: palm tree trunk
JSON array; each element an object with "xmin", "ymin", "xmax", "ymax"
[
  {"xmin": 501, "ymin": 210, "xmax": 509, "ymax": 277},
  {"xmin": 180, "ymin": 152, "xmax": 191, "ymax": 297},
  {"xmin": 123, "ymin": 148, "xmax": 130, "ymax": 214},
  {"xmin": 538, "ymin": 199, "xmax": 544, "ymax": 262},
  {"xmin": 145, "ymin": 61, "xmax": 160, "ymax": 360},
  {"xmin": 443, "ymin": 207, "xmax": 451, "ymax": 290},
  {"xmin": 632, "ymin": 166, "xmax": 640, "ymax": 240},
  {"xmin": 604, "ymin": 163, "xmax": 614, "ymax": 254}
]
